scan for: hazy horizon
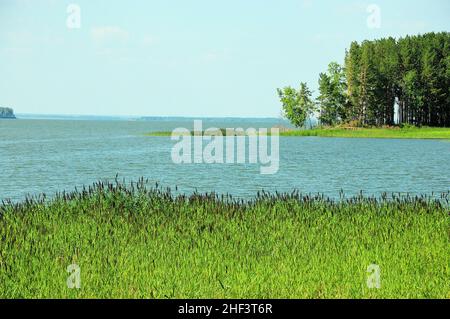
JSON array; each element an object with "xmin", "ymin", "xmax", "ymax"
[{"xmin": 14, "ymin": 112, "xmax": 286, "ymax": 119}]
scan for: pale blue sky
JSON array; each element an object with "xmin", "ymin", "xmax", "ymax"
[{"xmin": 1, "ymin": 0, "xmax": 449, "ymax": 117}]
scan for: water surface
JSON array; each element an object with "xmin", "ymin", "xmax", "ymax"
[{"xmin": 1, "ymin": 118, "xmax": 449, "ymax": 201}]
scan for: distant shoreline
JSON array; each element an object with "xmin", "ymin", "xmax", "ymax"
[
  {"xmin": 0, "ymin": 107, "xmax": 16, "ymax": 119},
  {"xmin": 15, "ymin": 114, "xmax": 286, "ymax": 121}
]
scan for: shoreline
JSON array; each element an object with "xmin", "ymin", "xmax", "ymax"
[{"xmin": 145, "ymin": 127, "xmax": 450, "ymax": 140}]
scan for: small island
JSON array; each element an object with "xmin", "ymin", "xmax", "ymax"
[{"xmin": 0, "ymin": 107, "xmax": 16, "ymax": 119}]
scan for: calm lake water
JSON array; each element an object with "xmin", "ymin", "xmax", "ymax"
[{"xmin": 0, "ymin": 118, "xmax": 449, "ymax": 201}]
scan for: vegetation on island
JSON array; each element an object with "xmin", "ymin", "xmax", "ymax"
[
  {"xmin": 146, "ymin": 129, "xmax": 229, "ymax": 137},
  {"xmin": 0, "ymin": 107, "xmax": 16, "ymax": 119},
  {"xmin": 278, "ymin": 32, "xmax": 450, "ymax": 129},
  {"xmin": 146, "ymin": 128, "xmax": 255, "ymax": 137},
  {"xmin": 0, "ymin": 179, "xmax": 448, "ymax": 298}
]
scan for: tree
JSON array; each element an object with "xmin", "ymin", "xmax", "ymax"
[
  {"xmin": 344, "ymin": 41, "xmax": 362, "ymax": 122},
  {"xmin": 0, "ymin": 107, "xmax": 16, "ymax": 118},
  {"xmin": 317, "ymin": 62, "xmax": 348, "ymax": 125},
  {"xmin": 277, "ymin": 83, "xmax": 316, "ymax": 128},
  {"xmin": 375, "ymin": 37, "xmax": 399, "ymax": 125}
]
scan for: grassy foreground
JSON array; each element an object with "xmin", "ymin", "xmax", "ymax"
[
  {"xmin": 0, "ymin": 180, "xmax": 449, "ymax": 298},
  {"xmin": 146, "ymin": 127, "xmax": 450, "ymax": 139}
]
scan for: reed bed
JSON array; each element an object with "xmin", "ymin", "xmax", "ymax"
[{"xmin": 0, "ymin": 178, "xmax": 448, "ymax": 298}]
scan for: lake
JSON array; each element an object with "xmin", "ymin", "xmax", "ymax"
[{"xmin": 0, "ymin": 118, "xmax": 449, "ymax": 201}]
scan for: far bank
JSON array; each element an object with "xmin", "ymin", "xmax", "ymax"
[{"xmin": 0, "ymin": 107, "xmax": 16, "ymax": 119}]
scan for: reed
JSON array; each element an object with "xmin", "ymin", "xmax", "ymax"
[{"xmin": 0, "ymin": 178, "xmax": 448, "ymax": 298}]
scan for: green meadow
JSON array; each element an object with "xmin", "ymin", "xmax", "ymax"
[
  {"xmin": 278, "ymin": 126, "xmax": 450, "ymax": 139},
  {"xmin": 145, "ymin": 127, "xmax": 450, "ymax": 139},
  {"xmin": 1, "ymin": 180, "xmax": 448, "ymax": 298}
]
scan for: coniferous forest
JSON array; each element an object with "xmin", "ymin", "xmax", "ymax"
[
  {"xmin": 280, "ymin": 32, "xmax": 450, "ymax": 128},
  {"xmin": 344, "ymin": 32, "xmax": 449, "ymax": 127}
]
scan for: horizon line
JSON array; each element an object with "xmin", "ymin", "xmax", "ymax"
[{"xmin": 15, "ymin": 113, "xmax": 286, "ymax": 120}]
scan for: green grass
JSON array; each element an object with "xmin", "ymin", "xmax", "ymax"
[
  {"xmin": 279, "ymin": 127, "xmax": 450, "ymax": 139},
  {"xmin": 145, "ymin": 127, "xmax": 450, "ymax": 139},
  {"xmin": 145, "ymin": 129, "xmax": 242, "ymax": 137},
  {"xmin": 144, "ymin": 131, "xmax": 174, "ymax": 136},
  {"xmin": 0, "ymin": 180, "xmax": 449, "ymax": 298}
]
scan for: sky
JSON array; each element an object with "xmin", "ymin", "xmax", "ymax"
[{"xmin": 0, "ymin": 0, "xmax": 449, "ymax": 117}]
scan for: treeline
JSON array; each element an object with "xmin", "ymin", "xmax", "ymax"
[
  {"xmin": 278, "ymin": 32, "xmax": 450, "ymax": 127},
  {"xmin": 0, "ymin": 107, "xmax": 15, "ymax": 118}
]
